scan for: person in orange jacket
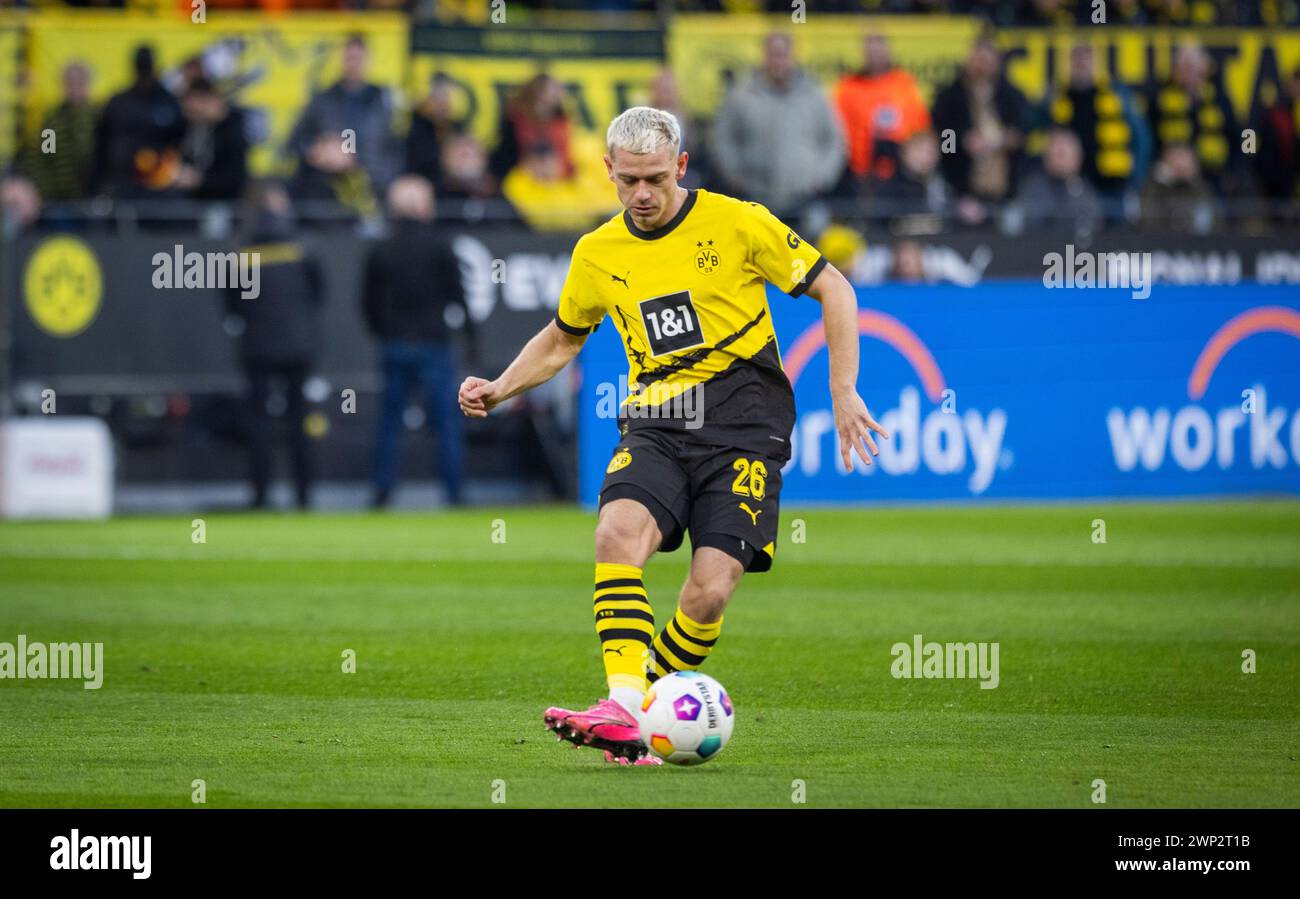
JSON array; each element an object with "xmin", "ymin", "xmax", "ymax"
[{"xmin": 835, "ymin": 34, "xmax": 931, "ymax": 185}]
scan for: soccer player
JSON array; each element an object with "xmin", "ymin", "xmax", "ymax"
[{"xmin": 458, "ymin": 107, "xmax": 888, "ymax": 764}]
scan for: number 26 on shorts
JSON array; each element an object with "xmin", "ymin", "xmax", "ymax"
[{"xmin": 731, "ymin": 457, "xmax": 767, "ymax": 501}]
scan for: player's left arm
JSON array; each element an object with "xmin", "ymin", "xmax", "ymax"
[
  {"xmin": 804, "ymin": 263, "xmax": 891, "ymax": 469},
  {"xmin": 744, "ymin": 201, "xmax": 889, "ymax": 468}
]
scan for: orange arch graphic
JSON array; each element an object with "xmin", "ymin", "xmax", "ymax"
[
  {"xmin": 784, "ymin": 310, "xmax": 946, "ymax": 402},
  {"xmin": 1187, "ymin": 306, "xmax": 1300, "ymax": 400}
]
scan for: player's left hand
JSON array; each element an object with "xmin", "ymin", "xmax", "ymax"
[
  {"xmin": 831, "ymin": 389, "xmax": 890, "ymax": 470},
  {"xmin": 459, "ymin": 376, "xmax": 502, "ymax": 418}
]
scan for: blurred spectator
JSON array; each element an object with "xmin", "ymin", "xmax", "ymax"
[
  {"xmin": 288, "ymin": 130, "xmax": 379, "ymax": 219},
  {"xmin": 1, "ymin": 175, "xmax": 41, "ymax": 236},
  {"xmin": 363, "ymin": 175, "xmax": 474, "ymax": 508},
  {"xmin": 437, "ymin": 134, "xmax": 497, "ymax": 200},
  {"xmin": 401, "ymin": 71, "xmax": 494, "ymax": 211},
  {"xmin": 835, "ymin": 34, "xmax": 931, "ymax": 184},
  {"xmin": 1040, "ymin": 44, "xmax": 1150, "ymax": 220},
  {"xmin": 490, "ymin": 73, "xmax": 574, "ymax": 182},
  {"xmin": 226, "ymin": 182, "xmax": 323, "ymax": 510},
  {"xmin": 891, "ymin": 238, "xmax": 926, "ymax": 283},
  {"xmin": 1013, "ymin": 128, "xmax": 1103, "ymax": 234},
  {"xmin": 710, "ymin": 32, "xmax": 845, "ymax": 214},
  {"xmin": 648, "ymin": 67, "xmax": 707, "ymax": 190},
  {"xmin": 1249, "ymin": 67, "xmax": 1300, "ymax": 221},
  {"xmin": 1139, "ymin": 143, "xmax": 1215, "ymax": 233},
  {"xmin": 18, "ymin": 62, "xmax": 96, "ymax": 202},
  {"xmin": 288, "ymin": 33, "xmax": 399, "ymax": 208},
  {"xmin": 405, "ymin": 72, "xmax": 467, "ymax": 188},
  {"xmin": 176, "ymin": 78, "xmax": 248, "ymax": 200},
  {"xmin": 870, "ymin": 131, "xmax": 950, "ymax": 233},
  {"xmin": 164, "ymin": 55, "xmax": 207, "ymax": 99},
  {"xmin": 502, "ymin": 131, "xmax": 620, "ymax": 231},
  {"xmin": 1147, "ymin": 42, "xmax": 1237, "ymax": 191},
  {"xmin": 89, "ymin": 45, "xmax": 186, "ymax": 198},
  {"xmin": 930, "ymin": 36, "xmax": 1028, "ymax": 227}
]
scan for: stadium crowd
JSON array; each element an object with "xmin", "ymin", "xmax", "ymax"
[{"xmin": 3, "ymin": 24, "xmax": 1298, "ymax": 238}]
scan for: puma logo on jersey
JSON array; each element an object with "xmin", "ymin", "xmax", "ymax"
[
  {"xmin": 611, "ymin": 272, "xmax": 630, "ymax": 288},
  {"xmin": 739, "ymin": 502, "xmax": 762, "ymax": 526}
]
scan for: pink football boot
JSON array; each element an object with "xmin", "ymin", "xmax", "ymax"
[{"xmin": 544, "ymin": 699, "xmax": 646, "ymax": 762}]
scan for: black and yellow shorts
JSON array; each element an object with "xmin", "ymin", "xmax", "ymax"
[{"xmin": 598, "ymin": 428, "xmax": 783, "ymax": 572}]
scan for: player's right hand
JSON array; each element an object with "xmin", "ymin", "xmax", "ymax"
[{"xmin": 458, "ymin": 377, "xmax": 501, "ymax": 418}]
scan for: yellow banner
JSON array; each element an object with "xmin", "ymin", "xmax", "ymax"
[
  {"xmin": 23, "ymin": 11, "xmax": 408, "ymax": 176},
  {"xmin": 1000, "ymin": 28, "xmax": 1300, "ymax": 122},
  {"xmin": 409, "ymin": 24, "xmax": 663, "ymax": 148},
  {"xmin": 408, "ymin": 57, "xmax": 665, "ymax": 151}
]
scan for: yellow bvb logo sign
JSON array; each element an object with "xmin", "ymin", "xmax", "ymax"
[
  {"xmin": 607, "ymin": 450, "xmax": 633, "ymax": 474},
  {"xmin": 24, "ymin": 236, "xmax": 103, "ymax": 337}
]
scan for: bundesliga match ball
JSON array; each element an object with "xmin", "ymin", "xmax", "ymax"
[{"xmin": 640, "ymin": 672, "xmax": 735, "ymax": 765}]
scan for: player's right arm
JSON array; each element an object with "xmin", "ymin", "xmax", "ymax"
[
  {"xmin": 459, "ymin": 242, "xmax": 607, "ymax": 418},
  {"xmin": 458, "ymin": 320, "xmax": 586, "ymax": 418}
]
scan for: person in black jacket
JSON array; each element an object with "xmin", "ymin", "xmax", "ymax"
[
  {"xmin": 929, "ymin": 36, "xmax": 1028, "ymax": 227},
  {"xmin": 869, "ymin": 130, "xmax": 951, "ymax": 232},
  {"xmin": 90, "ymin": 45, "xmax": 186, "ymax": 199},
  {"xmin": 364, "ymin": 175, "xmax": 475, "ymax": 508},
  {"xmin": 1249, "ymin": 67, "xmax": 1300, "ymax": 223},
  {"xmin": 226, "ymin": 182, "xmax": 323, "ymax": 510},
  {"xmin": 404, "ymin": 72, "xmax": 464, "ymax": 188},
  {"xmin": 177, "ymin": 77, "xmax": 248, "ymax": 200}
]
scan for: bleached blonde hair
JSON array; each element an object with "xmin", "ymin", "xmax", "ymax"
[{"xmin": 606, "ymin": 106, "xmax": 681, "ymax": 158}]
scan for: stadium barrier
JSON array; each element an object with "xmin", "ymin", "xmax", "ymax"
[
  {"xmin": 9, "ymin": 225, "xmax": 567, "ymax": 393},
  {"xmin": 8, "ymin": 227, "xmax": 1299, "ymax": 495},
  {"xmin": 5, "ymin": 224, "xmax": 568, "ymax": 487}
]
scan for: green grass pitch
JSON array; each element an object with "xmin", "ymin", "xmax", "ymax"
[{"xmin": 0, "ymin": 501, "xmax": 1297, "ymax": 808}]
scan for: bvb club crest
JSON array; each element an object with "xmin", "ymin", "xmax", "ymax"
[
  {"xmin": 694, "ymin": 240, "xmax": 720, "ymax": 274},
  {"xmin": 24, "ymin": 235, "xmax": 103, "ymax": 337}
]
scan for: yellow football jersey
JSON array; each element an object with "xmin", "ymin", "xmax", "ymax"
[{"xmin": 555, "ymin": 188, "xmax": 825, "ymax": 460}]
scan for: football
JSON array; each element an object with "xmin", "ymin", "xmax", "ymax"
[{"xmin": 640, "ymin": 672, "xmax": 735, "ymax": 765}]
